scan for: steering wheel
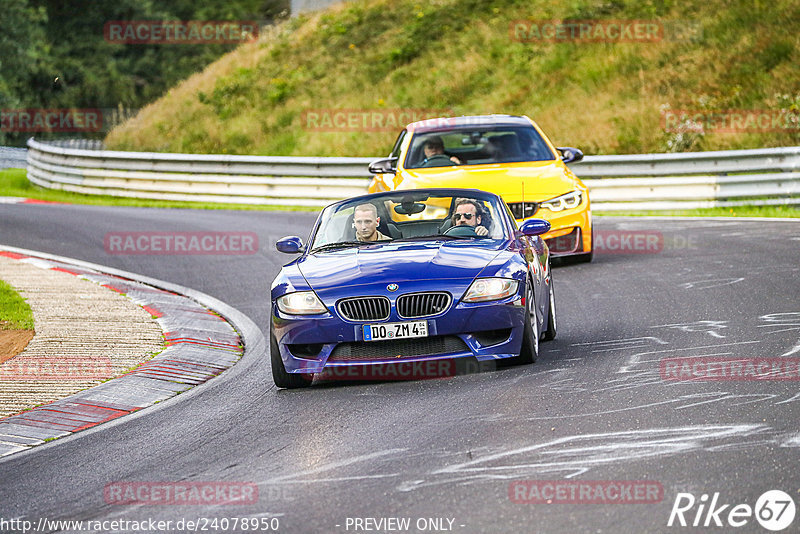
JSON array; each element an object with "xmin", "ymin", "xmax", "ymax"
[{"xmin": 443, "ymin": 224, "xmax": 479, "ymax": 238}]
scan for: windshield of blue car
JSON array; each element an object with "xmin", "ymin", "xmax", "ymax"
[
  {"xmin": 404, "ymin": 126, "xmax": 556, "ymax": 169},
  {"xmin": 310, "ymin": 192, "xmax": 509, "ymax": 250}
]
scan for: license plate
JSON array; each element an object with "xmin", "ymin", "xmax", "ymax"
[{"xmin": 363, "ymin": 320, "xmax": 428, "ymax": 341}]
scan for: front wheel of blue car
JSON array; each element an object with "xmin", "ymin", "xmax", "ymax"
[
  {"xmin": 518, "ymin": 279, "xmax": 539, "ymax": 364},
  {"xmin": 271, "ymin": 323, "xmax": 313, "ymax": 389}
]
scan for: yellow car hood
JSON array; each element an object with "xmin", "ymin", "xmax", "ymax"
[{"xmin": 399, "ymin": 161, "xmax": 582, "ymax": 202}]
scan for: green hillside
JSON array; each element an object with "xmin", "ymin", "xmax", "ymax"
[{"xmin": 105, "ymin": 0, "xmax": 800, "ymax": 156}]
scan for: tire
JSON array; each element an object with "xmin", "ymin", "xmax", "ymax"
[
  {"xmin": 270, "ymin": 323, "xmax": 312, "ymax": 389},
  {"xmin": 517, "ymin": 279, "xmax": 539, "ymax": 364},
  {"xmin": 575, "ymin": 228, "xmax": 594, "ymax": 263},
  {"xmin": 575, "ymin": 249, "xmax": 593, "ymax": 263},
  {"xmin": 542, "ymin": 279, "xmax": 557, "ymax": 342}
]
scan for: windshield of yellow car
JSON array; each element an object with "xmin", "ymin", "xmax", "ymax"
[{"xmin": 404, "ymin": 126, "xmax": 556, "ymax": 169}]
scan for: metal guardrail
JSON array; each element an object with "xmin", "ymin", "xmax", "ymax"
[
  {"xmin": 574, "ymin": 147, "xmax": 800, "ymax": 210},
  {"xmin": 42, "ymin": 139, "xmax": 105, "ymax": 150},
  {"xmin": 27, "ymin": 138, "xmax": 373, "ymax": 206},
  {"xmin": 26, "ymin": 138, "xmax": 800, "ymax": 210},
  {"xmin": 1, "ymin": 147, "xmax": 29, "ymax": 170}
]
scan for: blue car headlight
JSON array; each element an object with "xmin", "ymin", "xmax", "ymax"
[
  {"xmin": 277, "ymin": 291, "xmax": 327, "ymax": 315},
  {"xmin": 462, "ymin": 278, "xmax": 519, "ymax": 303}
]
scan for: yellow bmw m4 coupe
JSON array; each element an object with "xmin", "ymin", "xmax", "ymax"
[{"xmin": 368, "ymin": 114, "xmax": 592, "ymax": 261}]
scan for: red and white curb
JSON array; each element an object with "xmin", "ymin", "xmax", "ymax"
[
  {"xmin": 0, "ymin": 197, "xmax": 63, "ymax": 205},
  {"xmin": 0, "ymin": 248, "xmax": 244, "ymax": 457}
]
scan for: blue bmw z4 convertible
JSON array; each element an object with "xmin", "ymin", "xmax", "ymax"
[{"xmin": 270, "ymin": 188, "xmax": 556, "ymax": 388}]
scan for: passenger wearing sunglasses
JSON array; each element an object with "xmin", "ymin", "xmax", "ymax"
[{"xmin": 452, "ymin": 199, "xmax": 489, "ymax": 236}]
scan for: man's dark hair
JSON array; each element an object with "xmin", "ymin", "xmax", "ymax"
[
  {"xmin": 424, "ymin": 136, "xmax": 444, "ymax": 150},
  {"xmin": 453, "ymin": 199, "xmax": 483, "ymax": 217}
]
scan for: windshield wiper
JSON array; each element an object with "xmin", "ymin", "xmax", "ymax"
[
  {"xmin": 310, "ymin": 241, "xmax": 365, "ymax": 253},
  {"xmin": 392, "ymin": 235, "xmax": 475, "ymax": 242},
  {"xmin": 310, "ymin": 240, "xmax": 394, "ymax": 253}
]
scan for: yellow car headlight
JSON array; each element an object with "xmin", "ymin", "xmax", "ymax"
[
  {"xmin": 462, "ymin": 278, "xmax": 519, "ymax": 303},
  {"xmin": 277, "ymin": 291, "xmax": 327, "ymax": 315},
  {"xmin": 541, "ymin": 190, "xmax": 582, "ymax": 212}
]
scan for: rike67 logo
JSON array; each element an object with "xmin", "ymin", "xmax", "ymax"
[{"xmin": 668, "ymin": 490, "xmax": 796, "ymax": 531}]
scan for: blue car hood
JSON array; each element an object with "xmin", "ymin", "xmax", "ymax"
[{"xmin": 298, "ymin": 240, "xmax": 504, "ymax": 290}]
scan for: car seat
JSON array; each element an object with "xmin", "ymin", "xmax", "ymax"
[{"xmin": 487, "ymin": 134, "xmax": 522, "ymax": 161}]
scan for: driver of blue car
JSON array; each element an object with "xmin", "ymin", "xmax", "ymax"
[{"xmin": 453, "ymin": 199, "xmax": 489, "ymax": 236}]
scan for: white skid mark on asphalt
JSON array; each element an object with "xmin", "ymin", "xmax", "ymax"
[
  {"xmin": 780, "ymin": 433, "xmax": 800, "ymax": 447},
  {"xmin": 519, "ymin": 393, "xmax": 744, "ymax": 420},
  {"xmin": 757, "ymin": 312, "xmax": 800, "ymax": 356},
  {"xmin": 571, "ymin": 336, "xmax": 668, "ymax": 353},
  {"xmin": 674, "ymin": 392, "xmax": 779, "ymax": 410},
  {"xmin": 562, "ymin": 467, "xmax": 591, "ymax": 479},
  {"xmin": 652, "ymin": 320, "xmax": 728, "ymax": 338},
  {"xmin": 541, "ymin": 376, "xmax": 588, "ymax": 393},
  {"xmin": 260, "ymin": 448, "xmax": 407, "ymax": 484},
  {"xmin": 616, "ymin": 340, "xmax": 759, "ymax": 374},
  {"xmin": 680, "ymin": 277, "xmax": 744, "ymax": 290},
  {"xmin": 776, "ymin": 392, "xmax": 800, "ymax": 405},
  {"xmin": 396, "ymin": 425, "xmax": 769, "ymax": 492}
]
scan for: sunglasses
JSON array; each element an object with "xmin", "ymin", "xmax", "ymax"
[{"xmin": 453, "ymin": 213, "xmax": 475, "ymax": 221}]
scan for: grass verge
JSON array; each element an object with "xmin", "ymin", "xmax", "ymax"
[
  {"xmin": 0, "ymin": 279, "xmax": 34, "ymax": 331},
  {"xmin": 0, "ymin": 168, "xmax": 318, "ymax": 211}
]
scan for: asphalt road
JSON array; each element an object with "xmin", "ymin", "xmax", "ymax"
[{"xmin": 1, "ymin": 203, "xmax": 799, "ymax": 533}]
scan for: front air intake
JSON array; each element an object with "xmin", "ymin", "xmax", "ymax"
[
  {"xmin": 337, "ymin": 297, "xmax": 391, "ymax": 321},
  {"xmin": 396, "ymin": 292, "xmax": 451, "ymax": 319}
]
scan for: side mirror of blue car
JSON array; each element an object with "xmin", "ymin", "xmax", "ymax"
[
  {"xmin": 276, "ymin": 236, "xmax": 304, "ymax": 254},
  {"xmin": 519, "ymin": 219, "xmax": 551, "ymax": 236}
]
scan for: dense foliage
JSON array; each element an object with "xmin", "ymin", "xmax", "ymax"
[{"xmin": 0, "ymin": 0, "xmax": 288, "ymax": 145}]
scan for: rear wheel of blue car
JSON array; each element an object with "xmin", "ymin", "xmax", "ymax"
[
  {"xmin": 271, "ymin": 323, "xmax": 313, "ymax": 389},
  {"xmin": 518, "ymin": 279, "xmax": 539, "ymax": 364},
  {"xmin": 542, "ymin": 279, "xmax": 557, "ymax": 342}
]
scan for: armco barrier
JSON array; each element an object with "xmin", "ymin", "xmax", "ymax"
[
  {"xmin": 576, "ymin": 147, "xmax": 800, "ymax": 210},
  {"xmin": 26, "ymin": 139, "xmax": 374, "ymax": 207},
  {"xmin": 26, "ymin": 138, "xmax": 800, "ymax": 210},
  {"xmin": 1, "ymin": 146, "xmax": 28, "ymax": 170}
]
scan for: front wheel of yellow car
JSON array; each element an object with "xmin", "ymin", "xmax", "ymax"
[{"xmin": 576, "ymin": 228, "xmax": 594, "ymax": 263}]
